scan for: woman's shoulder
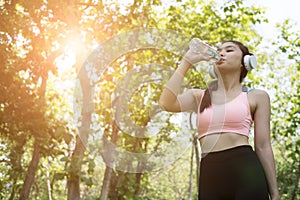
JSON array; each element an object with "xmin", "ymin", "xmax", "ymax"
[
  {"xmin": 246, "ymin": 88, "xmax": 270, "ymax": 115},
  {"xmin": 248, "ymin": 88, "xmax": 269, "ymax": 97},
  {"xmin": 247, "ymin": 88, "xmax": 270, "ymax": 104}
]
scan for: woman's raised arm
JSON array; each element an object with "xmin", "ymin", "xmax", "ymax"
[{"xmin": 159, "ymin": 49, "xmax": 207, "ymax": 112}]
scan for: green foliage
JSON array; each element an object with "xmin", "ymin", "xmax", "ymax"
[
  {"xmin": 253, "ymin": 19, "xmax": 300, "ymax": 200},
  {"xmin": 0, "ymin": 0, "xmax": 299, "ymax": 199},
  {"xmin": 163, "ymin": 0, "xmax": 265, "ymax": 47},
  {"xmin": 273, "ymin": 21, "xmax": 300, "ymax": 200}
]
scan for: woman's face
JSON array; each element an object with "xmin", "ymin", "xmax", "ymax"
[{"xmin": 215, "ymin": 42, "xmax": 244, "ymax": 71}]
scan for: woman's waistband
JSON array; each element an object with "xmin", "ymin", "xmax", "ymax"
[{"xmin": 201, "ymin": 145, "xmax": 253, "ymax": 161}]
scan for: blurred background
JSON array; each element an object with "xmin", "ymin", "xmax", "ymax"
[{"xmin": 0, "ymin": 0, "xmax": 299, "ymax": 199}]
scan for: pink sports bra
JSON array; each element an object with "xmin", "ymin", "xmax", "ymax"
[{"xmin": 197, "ymin": 91, "xmax": 253, "ymax": 139}]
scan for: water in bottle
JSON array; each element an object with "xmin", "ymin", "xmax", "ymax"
[{"xmin": 189, "ymin": 38, "xmax": 220, "ymax": 61}]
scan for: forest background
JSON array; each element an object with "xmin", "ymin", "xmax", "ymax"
[{"xmin": 0, "ymin": 0, "xmax": 299, "ymax": 199}]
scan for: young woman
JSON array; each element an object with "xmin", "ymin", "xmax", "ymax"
[{"xmin": 159, "ymin": 40, "xmax": 280, "ymax": 200}]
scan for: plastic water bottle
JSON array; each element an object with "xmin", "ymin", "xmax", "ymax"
[{"xmin": 189, "ymin": 38, "xmax": 220, "ymax": 61}]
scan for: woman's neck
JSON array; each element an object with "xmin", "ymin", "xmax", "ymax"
[{"xmin": 217, "ymin": 76, "xmax": 242, "ymax": 93}]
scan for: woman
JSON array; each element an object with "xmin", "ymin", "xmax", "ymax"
[{"xmin": 159, "ymin": 40, "xmax": 280, "ymax": 200}]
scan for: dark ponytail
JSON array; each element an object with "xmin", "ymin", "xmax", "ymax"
[{"xmin": 199, "ymin": 80, "xmax": 217, "ymax": 113}]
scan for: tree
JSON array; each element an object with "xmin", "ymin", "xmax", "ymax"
[
  {"xmin": 0, "ymin": 0, "xmax": 283, "ymax": 199},
  {"xmin": 0, "ymin": 1, "xmax": 78, "ymax": 199},
  {"xmin": 251, "ymin": 19, "xmax": 300, "ymax": 200},
  {"xmin": 271, "ymin": 20, "xmax": 299, "ymax": 200},
  {"xmin": 73, "ymin": 0, "xmax": 267, "ymax": 199}
]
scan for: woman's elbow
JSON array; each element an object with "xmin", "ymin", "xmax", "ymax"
[
  {"xmin": 158, "ymin": 99, "xmax": 179, "ymax": 112},
  {"xmin": 158, "ymin": 99, "xmax": 168, "ymax": 111}
]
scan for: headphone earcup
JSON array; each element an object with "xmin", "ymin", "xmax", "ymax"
[
  {"xmin": 244, "ymin": 55, "xmax": 258, "ymax": 71},
  {"xmin": 208, "ymin": 66, "xmax": 218, "ymax": 79}
]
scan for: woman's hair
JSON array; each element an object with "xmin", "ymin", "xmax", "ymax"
[{"xmin": 199, "ymin": 40, "xmax": 251, "ymax": 113}]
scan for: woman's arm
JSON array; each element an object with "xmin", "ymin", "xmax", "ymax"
[
  {"xmin": 159, "ymin": 47, "xmax": 209, "ymax": 112},
  {"xmin": 253, "ymin": 89, "xmax": 280, "ymax": 200},
  {"xmin": 159, "ymin": 59, "xmax": 194, "ymax": 112}
]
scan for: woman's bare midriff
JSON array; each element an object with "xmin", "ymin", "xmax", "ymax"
[{"xmin": 199, "ymin": 132, "xmax": 250, "ymax": 153}]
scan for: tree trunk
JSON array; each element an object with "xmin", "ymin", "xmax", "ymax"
[
  {"xmin": 133, "ymin": 140, "xmax": 149, "ymax": 197},
  {"xmin": 99, "ymin": 66, "xmax": 135, "ymax": 199},
  {"xmin": 134, "ymin": 172, "xmax": 142, "ymax": 197},
  {"xmin": 46, "ymin": 157, "xmax": 53, "ymax": 200},
  {"xmin": 99, "ymin": 167, "xmax": 113, "ymax": 200},
  {"xmin": 9, "ymin": 179, "xmax": 17, "ymax": 200},
  {"xmin": 67, "ymin": 136, "xmax": 85, "ymax": 200},
  {"xmin": 67, "ymin": 65, "xmax": 93, "ymax": 200},
  {"xmin": 19, "ymin": 72, "xmax": 48, "ymax": 200},
  {"xmin": 99, "ymin": 121, "xmax": 119, "ymax": 200},
  {"xmin": 291, "ymin": 162, "xmax": 300, "ymax": 200},
  {"xmin": 19, "ymin": 141, "xmax": 41, "ymax": 200}
]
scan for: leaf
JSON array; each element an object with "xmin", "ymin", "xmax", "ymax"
[{"xmin": 54, "ymin": 172, "xmax": 66, "ymax": 181}]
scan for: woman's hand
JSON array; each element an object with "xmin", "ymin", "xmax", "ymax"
[
  {"xmin": 183, "ymin": 46, "xmax": 213, "ymax": 65},
  {"xmin": 270, "ymin": 191, "xmax": 280, "ymax": 200},
  {"xmin": 271, "ymin": 195, "xmax": 280, "ymax": 200}
]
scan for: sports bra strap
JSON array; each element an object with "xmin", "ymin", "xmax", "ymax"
[{"xmin": 242, "ymin": 86, "xmax": 254, "ymax": 93}]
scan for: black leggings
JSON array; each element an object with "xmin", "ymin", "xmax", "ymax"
[{"xmin": 198, "ymin": 145, "xmax": 269, "ymax": 200}]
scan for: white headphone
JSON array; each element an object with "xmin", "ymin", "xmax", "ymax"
[
  {"xmin": 209, "ymin": 54, "xmax": 258, "ymax": 79},
  {"xmin": 243, "ymin": 54, "xmax": 258, "ymax": 71}
]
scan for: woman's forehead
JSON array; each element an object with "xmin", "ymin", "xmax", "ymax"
[
  {"xmin": 220, "ymin": 42, "xmax": 238, "ymax": 48},
  {"xmin": 218, "ymin": 42, "xmax": 239, "ymax": 51}
]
